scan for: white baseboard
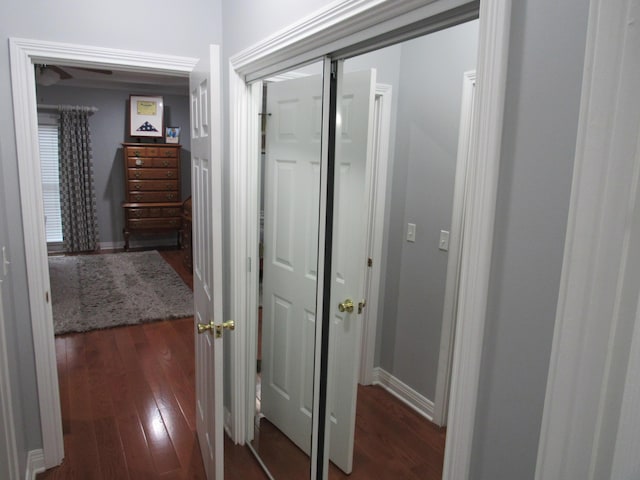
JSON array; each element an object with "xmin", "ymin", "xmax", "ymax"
[
  {"xmin": 99, "ymin": 238, "xmax": 178, "ymax": 251},
  {"xmin": 372, "ymin": 367, "xmax": 434, "ymax": 421},
  {"xmin": 24, "ymin": 449, "xmax": 45, "ymax": 480}
]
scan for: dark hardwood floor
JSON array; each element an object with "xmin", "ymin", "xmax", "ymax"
[{"xmin": 39, "ymin": 248, "xmax": 445, "ymax": 479}]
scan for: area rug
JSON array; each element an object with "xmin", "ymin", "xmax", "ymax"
[{"xmin": 49, "ymin": 250, "xmax": 194, "ymax": 335}]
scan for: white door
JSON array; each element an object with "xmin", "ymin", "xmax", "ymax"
[
  {"xmin": 261, "ymin": 69, "xmax": 376, "ymax": 473},
  {"xmin": 261, "ymin": 74, "xmax": 323, "ymax": 454},
  {"xmin": 327, "ymin": 67, "xmax": 376, "ymax": 474},
  {"xmin": 190, "ymin": 45, "xmax": 224, "ymax": 480}
]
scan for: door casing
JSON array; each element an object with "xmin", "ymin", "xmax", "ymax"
[{"xmin": 228, "ymin": 1, "xmax": 512, "ymax": 479}]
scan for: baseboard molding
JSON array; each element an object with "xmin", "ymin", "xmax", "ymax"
[
  {"xmin": 99, "ymin": 238, "xmax": 177, "ymax": 251},
  {"xmin": 24, "ymin": 449, "xmax": 45, "ymax": 480},
  {"xmin": 372, "ymin": 367, "xmax": 434, "ymax": 421}
]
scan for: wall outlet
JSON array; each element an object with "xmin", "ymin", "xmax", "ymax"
[
  {"xmin": 407, "ymin": 223, "xmax": 416, "ymax": 242},
  {"xmin": 439, "ymin": 230, "xmax": 450, "ymax": 251}
]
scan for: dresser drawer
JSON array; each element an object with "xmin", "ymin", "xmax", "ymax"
[
  {"xmin": 127, "ymin": 217, "xmax": 182, "ymax": 229},
  {"xmin": 128, "ymin": 180, "xmax": 179, "ymax": 191},
  {"xmin": 126, "ymin": 146, "xmax": 158, "ymax": 158},
  {"xmin": 126, "ymin": 157, "xmax": 179, "ymax": 168},
  {"xmin": 128, "ymin": 191, "xmax": 180, "ymax": 202},
  {"xmin": 128, "ymin": 168, "xmax": 178, "ymax": 180},
  {"xmin": 127, "ymin": 207, "xmax": 182, "ymax": 219}
]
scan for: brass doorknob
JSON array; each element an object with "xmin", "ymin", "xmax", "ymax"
[
  {"xmin": 197, "ymin": 320, "xmax": 235, "ymax": 338},
  {"xmin": 338, "ymin": 299, "xmax": 354, "ymax": 313}
]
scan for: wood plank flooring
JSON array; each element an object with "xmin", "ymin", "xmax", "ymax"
[{"xmin": 39, "ymin": 248, "xmax": 445, "ymax": 479}]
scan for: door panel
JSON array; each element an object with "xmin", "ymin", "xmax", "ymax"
[
  {"xmin": 327, "ymin": 67, "xmax": 376, "ymax": 474},
  {"xmin": 260, "ymin": 69, "xmax": 375, "ymax": 476},
  {"xmin": 261, "ymin": 74, "xmax": 323, "ymax": 455},
  {"xmin": 190, "ymin": 44, "xmax": 223, "ymax": 480}
]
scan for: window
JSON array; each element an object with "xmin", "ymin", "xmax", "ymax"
[{"xmin": 38, "ymin": 122, "xmax": 63, "ymax": 243}]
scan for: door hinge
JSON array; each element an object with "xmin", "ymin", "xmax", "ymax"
[
  {"xmin": 331, "ymin": 62, "xmax": 337, "ymax": 79},
  {"xmin": 367, "ymin": 257, "xmax": 373, "ymax": 267}
]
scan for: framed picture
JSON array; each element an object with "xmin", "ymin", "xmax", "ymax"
[
  {"xmin": 166, "ymin": 127, "xmax": 180, "ymax": 144},
  {"xmin": 129, "ymin": 95, "xmax": 163, "ymax": 137}
]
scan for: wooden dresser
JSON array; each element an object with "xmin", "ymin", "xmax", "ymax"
[{"xmin": 122, "ymin": 143, "xmax": 183, "ymax": 250}]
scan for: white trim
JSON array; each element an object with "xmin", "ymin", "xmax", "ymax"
[
  {"xmin": 442, "ymin": 0, "xmax": 510, "ymax": 477},
  {"xmin": 359, "ymin": 83, "xmax": 392, "ymax": 386},
  {"xmin": 535, "ymin": 0, "xmax": 640, "ymax": 478},
  {"xmin": 232, "ymin": 0, "xmax": 477, "ymax": 82},
  {"xmin": 372, "ymin": 367, "xmax": 434, "ymax": 421},
  {"xmin": 24, "ymin": 450, "xmax": 45, "ymax": 480},
  {"xmin": 432, "ymin": 70, "xmax": 476, "ymax": 427},
  {"xmin": 0, "ymin": 281, "xmax": 20, "ymax": 480},
  {"xmin": 9, "ymin": 37, "xmax": 198, "ymax": 469},
  {"xmin": 227, "ymin": 1, "xmax": 511, "ymax": 478}
]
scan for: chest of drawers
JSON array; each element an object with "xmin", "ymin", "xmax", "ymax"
[{"xmin": 122, "ymin": 143, "xmax": 183, "ymax": 250}]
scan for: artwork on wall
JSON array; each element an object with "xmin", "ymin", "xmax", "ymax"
[
  {"xmin": 166, "ymin": 126, "xmax": 180, "ymax": 143},
  {"xmin": 129, "ymin": 95, "xmax": 163, "ymax": 137}
]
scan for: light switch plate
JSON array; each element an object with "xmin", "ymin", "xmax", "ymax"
[
  {"xmin": 407, "ymin": 223, "xmax": 416, "ymax": 242},
  {"xmin": 439, "ymin": 230, "xmax": 450, "ymax": 251}
]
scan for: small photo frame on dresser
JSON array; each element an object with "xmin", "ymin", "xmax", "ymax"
[
  {"xmin": 166, "ymin": 127, "xmax": 180, "ymax": 144},
  {"xmin": 130, "ymin": 95, "xmax": 163, "ymax": 138}
]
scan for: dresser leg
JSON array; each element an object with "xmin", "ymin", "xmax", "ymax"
[
  {"xmin": 177, "ymin": 229, "xmax": 183, "ymax": 249},
  {"xmin": 123, "ymin": 229, "xmax": 130, "ymax": 251}
]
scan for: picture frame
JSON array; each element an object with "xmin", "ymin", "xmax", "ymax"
[
  {"xmin": 166, "ymin": 126, "xmax": 180, "ymax": 144},
  {"xmin": 129, "ymin": 95, "xmax": 164, "ymax": 138}
]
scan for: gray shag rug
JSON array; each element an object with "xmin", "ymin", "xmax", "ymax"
[{"xmin": 49, "ymin": 250, "xmax": 194, "ymax": 335}]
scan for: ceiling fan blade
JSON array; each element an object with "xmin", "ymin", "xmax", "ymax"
[
  {"xmin": 76, "ymin": 67, "xmax": 113, "ymax": 75},
  {"xmin": 50, "ymin": 66, "xmax": 73, "ymax": 80}
]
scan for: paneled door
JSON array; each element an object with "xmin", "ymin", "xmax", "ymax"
[
  {"xmin": 190, "ymin": 45, "xmax": 225, "ymax": 480},
  {"xmin": 261, "ymin": 74, "xmax": 324, "ymax": 455},
  {"xmin": 327, "ymin": 67, "xmax": 376, "ymax": 474},
  {"xmin": 261, "ymin": 69, "xmax": 376, "ymax": 474}
]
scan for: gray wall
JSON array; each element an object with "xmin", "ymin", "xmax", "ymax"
[
  {"xmin": 470, "ymin": 1, "xmax": 588, "ymax": 478},
  {"xmin": 37, "ymin": 85, "xmax": 191, "ymax": 246},
  {"xmin": 377, "ymin": 20, "xmax": 478, "ymax": 401},
  {"xmin": 0, "ymin": 0, "xmax": 221, "ymax": 472}
]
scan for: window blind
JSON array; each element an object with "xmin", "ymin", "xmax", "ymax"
[{"xmin": 38, "ymin": 125, "xmax": 63, "ymax": 243}]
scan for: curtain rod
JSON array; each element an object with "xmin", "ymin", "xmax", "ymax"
[{"xmin": 37, "ymin": 104, "xmax": 99, "ymax": 114}]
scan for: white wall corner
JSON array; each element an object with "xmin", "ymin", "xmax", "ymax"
[{"xmin": 24, "ymin": 450, "xmax": 45, "ymax": 480}]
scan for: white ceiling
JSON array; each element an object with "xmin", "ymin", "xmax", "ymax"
[{"xmin": 35, "ymin": 64, "xmax": 189, "ymax": 96}]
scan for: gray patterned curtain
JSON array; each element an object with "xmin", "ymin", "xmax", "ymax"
[{"xmin": 58, "ymin": 106, "xmax": 100, "ymax": 252}]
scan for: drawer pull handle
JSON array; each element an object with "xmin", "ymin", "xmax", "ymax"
[
  {"xmin": 165, "ymin": 151, "xmax": 172, "ymax": 157},
  {"xmin": 167, "ymin": 193, "xmax": 175, "ymax": 200},
  {"xmin": 134, "ymin": 172, "xmax": 141, "ymax": 178},
  {"xmin": 162, "ymin": 160, "xmax": 169, "ymax": 167},
  {"xmin": 134, "ymin": 150, "xmax": 141, "ymax": 156},
  {"xmin": 166, "ymin": 171, "xmax": 173, "ymax": 177},
  {"xmin": 134, "ymin": 184, "xmax": 141, "ymax": 190},
  {"xmin": 135, "ymin": 195, "xmax": 142, "ymax": 201}
]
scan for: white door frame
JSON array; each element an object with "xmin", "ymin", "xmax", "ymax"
[
  {"xmin": 432, "ymin": 70, "xmax": 476, "ymax": 426},
  {"xmin": 228, "ymin": 1, "xmax": 511, "ymax": 478},
  {"xmin": 8, "ymin": 37, "xmax": 198, "ymax": 469},
  {"xmin": 535, "ymin": 0, "xmax": 640, "ymax": 478},
  {"xmin": 358, "ymin": 83, "xmax": 393, "ymax": 387}
]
